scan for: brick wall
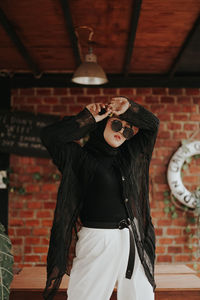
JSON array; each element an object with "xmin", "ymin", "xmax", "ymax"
[{"xmin": 9, "ymin": 87, "xmax": 200, "ymax": 269}]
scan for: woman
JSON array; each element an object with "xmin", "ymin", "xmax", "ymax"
[{"xmin": 40, "ymin": 96, "xmax": 160, "ymax": 300}]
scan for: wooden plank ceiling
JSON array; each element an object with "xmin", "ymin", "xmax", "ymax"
[{"xmin": 0, "ymin": 0, "xmax": 200, "ymax": 87}]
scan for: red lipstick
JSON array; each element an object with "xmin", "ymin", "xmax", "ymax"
[{"xmin": 114, "ymin": 134, "xmax": 121, "ymax": 141}]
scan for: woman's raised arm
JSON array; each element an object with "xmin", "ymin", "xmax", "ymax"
[
  {"xmin": 119, "ymin": 98, "xmax": 160, "ymax": 159},
  {"xmin": 40, "ymin": 108, "xmax": 96, "ymax": 171},
  {"xmin": 40, "ymin": 103, "xmax": 111, "ymax": 172}
]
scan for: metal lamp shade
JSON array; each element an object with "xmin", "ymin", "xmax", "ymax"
[{"xmin": 72, "ymin": 52, "xmax": 108, "ymax": 85}]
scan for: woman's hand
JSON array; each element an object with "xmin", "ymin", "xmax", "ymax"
[
  {"xmin": 107, "ymin": 97, "xmax": 130, "ymax": 116},
  {"xmin": 86, "ymin": 103, "xmax": 112, "ymax": 122},
  {"xmin": 86, "ymin": 97, "xmax": 130, "ymax": 122}
]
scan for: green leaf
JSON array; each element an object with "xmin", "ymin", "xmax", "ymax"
[
  {"xmin": 186, "ymin": 157, "xmax": 192, "ymax": 164},
  {"xmin": 0, "ymin": 223, "xmax": 14, "ymax": 300},
  {"xmin": 189, "ymin": 217, "xmax": 196, "ymax": 224},
  {"xmin": 33, "ymin": 172, "xmax": 41, "ymax": 180},
  {"xmin": 193, "ymin": 262, "xmax": 198, "ymax": 270},
  {"xmin": 163, "ymin": 191, "xmax": 170, "ymax": 197},
  {"xmin": 52, "ymin": 173, "xmax": 60, "ymax": 181},
  {"xmin": 171, "ymin": 212, "xmax": 178, "ymax": 219},
  {"xmin": 182, "ymin": 164, "xmax": 188, "ymax": 170},
  {"xmin": 0, "ymin": 224, "xmax": 5, "ymax": 233},
  {"xmin": 195, "ymin": 207, "xmax": 200, "ymax": 215},
  {"xmin": 164, "ymin": 199, "xmax": 170, "ymax": 204},
  {"xmin": 170, "ymin": 205, "xmax": 176, "ymax": 212},
  {"xmin": 18, "ymin": 187, "xmax": 26, "ymax": 195},
  {"xmin": 185, "ymin": 226, "xmax": 191, "ymax": 233},
  {"xmin": 164, "ymin": 207, "xmax": 170, "ymax": 213}
]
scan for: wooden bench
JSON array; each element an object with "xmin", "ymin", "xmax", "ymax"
[{"xmin": 10, "ymin": 264, "xmax": 200, "ymax": 300}]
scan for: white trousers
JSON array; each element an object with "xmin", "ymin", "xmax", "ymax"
[{"xmin": 67, "ymin": 226, "xmax": 154, "ymax": 300}]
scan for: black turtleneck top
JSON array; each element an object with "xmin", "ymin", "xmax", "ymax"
[
  {"xmin": 79, "ymin": 154, "xmax": 128, "ymax": 223},
  {"xmin": 80, "ymin": 116, "xmax": 128, "ymax": 223}
]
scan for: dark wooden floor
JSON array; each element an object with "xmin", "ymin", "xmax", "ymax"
[
  {"xmin": 10, "ymin": 290, "xmax": 200, "ymax": 300},
  {"xmin": 10, "ymin": 265, "xmax": 200, "ymax": 300}
]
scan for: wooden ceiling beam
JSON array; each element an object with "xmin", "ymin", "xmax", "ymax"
[
  {"xmin": 0, "ymin": 8, "xmax": 41, "ymax": 77},
  {"xmin": 59, "ymin": 0, "xmax": 81, "ymax": 67},
  {"xmin": 123, "ymin": 0, "xmax": 143, "ymax": 77},
  {"xmin": 169, "ymin": 14, "xmax": 200, "ymax": 79},
  {"xmin": 4, "ymin": 72, "xmax": 200, "ymax": 88}
]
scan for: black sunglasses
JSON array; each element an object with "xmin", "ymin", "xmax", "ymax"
[{"xmin": 111, "ymin": 119, "xmax": 134, "ymax": 140}]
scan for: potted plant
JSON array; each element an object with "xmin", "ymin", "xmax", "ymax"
[{"xmin": 0, "ymin": 223, "xmax": 14, "ymax": 300}]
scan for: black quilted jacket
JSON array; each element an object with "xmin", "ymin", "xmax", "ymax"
[{"xmin": 40, "ymin": 99, "xmax": 160, "ymax": 299}]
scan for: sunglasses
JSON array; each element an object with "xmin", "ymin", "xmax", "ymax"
[{"xmin": 111, "ymin": 119, "xmax": 134, "ymax": 140}]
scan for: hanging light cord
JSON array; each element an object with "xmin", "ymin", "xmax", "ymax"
[{"xmin": 75, "ymin": 26, "xmax": 94, "ymax": 62}]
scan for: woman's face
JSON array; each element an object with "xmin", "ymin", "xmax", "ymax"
[{"xmin": 103, "ymin": 117, "xmax": 132, "ymax": 148}]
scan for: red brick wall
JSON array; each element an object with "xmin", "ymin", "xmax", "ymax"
[{"xmin": 9, "ymin": 87, "xmax": 200, "ymax": 268}]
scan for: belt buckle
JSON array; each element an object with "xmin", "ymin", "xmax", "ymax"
[
  {"xmin": 127, "ymin": 218, "xmax": 131, "ymax": 225},
  {"xmin": 118, "ymin": 219, "xmax": 129, "ymax": 230}
]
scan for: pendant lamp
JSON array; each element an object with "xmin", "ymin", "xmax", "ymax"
[{"xmin": 72, "ymin": 47, "xmax": 108, "ymax": 85}]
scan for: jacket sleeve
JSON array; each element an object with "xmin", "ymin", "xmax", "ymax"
[
  {"xmin": 40, "ymin": 108, "xmax": 96, "ymax": 172},
  {"xmin": 120, "ymin": 99, "xmax": 160, "ymax": 159},
  {"xmin": 41, "ymin": 108, "xmax": 96, "ymax": 299}
]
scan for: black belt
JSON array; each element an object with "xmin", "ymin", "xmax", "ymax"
[{"xmin": 82, "ymin": 218, "xmax": 135, "ymax": 279}]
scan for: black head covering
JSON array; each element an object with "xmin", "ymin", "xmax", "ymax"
[
  {"xmin": 84, "ymin": 96, "xmax": 135, "ymax": 158},
  {"xmin": 84, "ymin": 116, "xmax": 120, "ymax": 157}
]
